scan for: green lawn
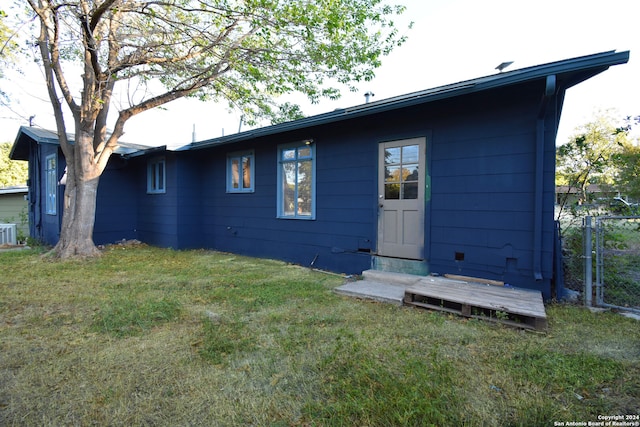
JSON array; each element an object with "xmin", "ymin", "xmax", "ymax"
[{"xmin": 1, "ymin": 245, "xmax": 638, "ymax": 426}]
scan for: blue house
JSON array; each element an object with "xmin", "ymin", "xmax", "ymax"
[
  {"xmin": 10, "ymin": 127, "xmax": 150, "ymax": 246},
  {"xmin": 11, "ymin": 50, "xmax": 630, "ymax": 299}
]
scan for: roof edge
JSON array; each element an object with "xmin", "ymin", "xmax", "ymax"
[
  {"xmin": 0, "ymin": 186, "xmax": 28, "ymax": 195},
  {"xmin": 10, "ymin": 126, "xmax": 156, "ymax": 159},
  {"xmin": 189, "ymin": 50, "xmax": 630, "ymax": 151}
]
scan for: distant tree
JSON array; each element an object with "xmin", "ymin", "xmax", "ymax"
[
  {"xmin": 22, "ymin": 0, "xmax": 409, "ymax": 258},
  {"xmin": 0, "ymin": 142, "xmax": 28, "ymax": 187},
  {"xmin": 0, "ymin": 9, "xmax": 17, "ymax": 74},
  {"xmin": 613, "ymin": 115, "xmax": 640, "ymax": 200},
  {"xmin": 556, "ymin": 112, "xmax": 629, "ymax": 213},
  {"xmin": 0, "ymin": 4, "xmax": 24, "ymax": 100}
]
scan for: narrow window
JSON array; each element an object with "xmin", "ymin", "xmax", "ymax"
[
  {"xmin": 227, "ymin": 151, "xmax": 255, "ymax": 193},
  {"xmin": 277, "ymin": 142, "xmax": 315, "ymax": 219},
  {"xmin": 45, "ymin": 154, "xmax": 57, "ymax": 215},
  {"xmin": 147, "ymin": 157, "xmax": 166, "ymax": 194}
]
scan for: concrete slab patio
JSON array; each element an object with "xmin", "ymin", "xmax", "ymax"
[{"xmin": 334, "ymin": 270, "xmax": 423, "ymax": 305}]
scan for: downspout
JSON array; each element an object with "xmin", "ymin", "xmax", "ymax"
[{"xmin": 533, "ymin": 75, "xmax": 556, "ymax": 281}]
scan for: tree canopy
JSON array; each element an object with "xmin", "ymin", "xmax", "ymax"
[
  {"xmin": 556, "ymin": 112, "xmax": 640, "ymax": 210},
  {"xmin": 0, "ymin": 142, "xmax": 28, "ymax": 187},
  {"xmin": 613, "ymin": 115, "xmax": 640, "ymax": 200},
  {"xmin": 27, "ymin": 0, "xmax": 408, "ymax": 143},
  {"xmin": 20, "ymin": 0, "xmax": 409, "ymax": 257},
  {"xmin": 0, "ymin": 9, "xmax": 18, "ymax": 75},
  {"xmin": 1, "ymin": 5, "xmax": 24, "ymax": 100}
]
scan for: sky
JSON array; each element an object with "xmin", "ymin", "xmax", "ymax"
[{"xmin": 1, "ymin": 0, "xmax": 639, "ymax": 148}]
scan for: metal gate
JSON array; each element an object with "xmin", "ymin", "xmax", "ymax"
[{"xmin": 585, "ymin": 215, "xmax": 640, "ymax": 314}]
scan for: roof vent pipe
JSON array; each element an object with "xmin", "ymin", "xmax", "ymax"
[
  {"xmin": 495, "ymin": 61, "xmax": 514, "ymax": 72},
  {"xmin": 364, "ymin": 91, "xmax": 375, "ymax": 103}
]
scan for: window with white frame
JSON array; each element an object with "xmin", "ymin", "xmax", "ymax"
[
  {"xmin": 277, "ymin": 141, "xmax": 315, "ymax": 219},
  {"xmin": 45, "ymin": 154, "xmax": 57, "ymax": 215},
  {"xmin": 227, "ymin": 150, "xmax": 254, "ymax": 193},
  {"xmin": 147, "ymin": 157, "xmax": 166, "ymax": 194}
]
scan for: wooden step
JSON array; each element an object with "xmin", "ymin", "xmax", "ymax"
[{"xmin": 403, "ymin": 277, "xmax": 547, "ymax": 331}]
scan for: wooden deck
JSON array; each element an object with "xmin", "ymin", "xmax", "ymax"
[{"xmin": 403, "ymin": 276, "xmax": 547, "ymax": 330}]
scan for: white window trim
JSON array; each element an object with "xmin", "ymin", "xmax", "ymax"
[
  {"xmin": 226, "ymin": 150, "xmax": 255, "ymax": 193},
  {"xmin": 45, "ymin": 153, "xmax": 57, "ymax": 215},
  {"xmin": 147, "ymin": 157, "xmax": 166, "ymax": 194},
  {"xmin": 277, "ymin": 141, "xmax": 316, "ymax": 220}
]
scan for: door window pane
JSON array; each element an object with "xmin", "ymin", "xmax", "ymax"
[
  {"xmin": 385, "ymin": 165, "xmax": 400, "ymax": 183},
  {"xmin": 404, "ymin": 164, "xmax": 419, "ymax": 182},
  {"xmin": 385, "ymin": 183, "xmax": 400, "ymax": 199},
  {"xmin": 402, "ymin": 145, "xmax": 419, "ymax": 163},
  {"xmin": 384, "ymin": 147, "xmax": 401, "ymax": 164},
  {"xmin": 382, "ymin": 144, "xmax": 420, "ymax": 200},
  {"xmin": 403, "ymin": 182, "xmax": 418, "ymax": 199}
]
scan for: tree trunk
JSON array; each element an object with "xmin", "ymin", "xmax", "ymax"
[{"xmin": 52, "ymin": 175, "xmax": 101, "ymax": 258}]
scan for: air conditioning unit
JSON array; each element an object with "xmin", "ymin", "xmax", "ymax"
[{"xmin": 0, "ymin": 224, "xmax": 17, "ymax": 245}]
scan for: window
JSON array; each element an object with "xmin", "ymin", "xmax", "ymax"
[
  {"xmin": 277, "ymin": 142, "xmax": 315, "ymax": 219},
  {"xmin": 227, "ymin": 151, "xmax": 254, "ymax": 193},
  {"xmin": 45, "ymin": 154, "xmax": 57, "ymax": 215},
  {"xmin": 383, "ymin": 144, "xmax": 420, "ymax": 200},
  {"xmin": 147, "ymin": 157, "xmax": 166, "ymax": 194}
]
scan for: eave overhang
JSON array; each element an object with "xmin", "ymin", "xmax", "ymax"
[
  {"xmin": 10, "ymin": 126, "xmax": 153, "ymax": 160},
  {"xmin": 188, "ymin": 50, "xmax": 629, "ymax": 151}
]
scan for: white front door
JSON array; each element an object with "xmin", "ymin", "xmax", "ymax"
[{"xmin": 377, "ymin": 137, "xmax": 426, "ymax": 260}]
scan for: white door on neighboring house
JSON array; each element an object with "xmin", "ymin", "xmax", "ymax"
[{"xmin": 377, "ymin": 137, "xmax": 426, "ymax": 260}]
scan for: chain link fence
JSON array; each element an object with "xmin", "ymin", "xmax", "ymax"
[
  {"xmin": 556, "ymin": 207, "xmax": 593, "ymax": 299},
  {"xmin": 557, "ymin": 205, "xmax": 640, "ymax": 313},
  {"xmin": 593, "ymin": 216, "xmax": 640, "ymax": 313}
]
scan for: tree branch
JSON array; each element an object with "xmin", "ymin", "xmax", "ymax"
[
  {"xmin": 89, "ymin": 0, "xmax": 119, "ymax": 31},
  {"xmin": 28, "ymin": 0, "xmax": 74, "ymax": 159}
]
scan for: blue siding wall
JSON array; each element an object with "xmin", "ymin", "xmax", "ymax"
[
  {"xmin": 94, "ymin": 157, "xmax": 139, "ymax": 245},
  {"xmin": 200, "ymin": 126, "xmax": 378, "ymax": 274},
  {"xmin": 136, "ymin": 153, "xmax": 180, "ymax": 248},
  {"xmin": 429, "ymin": 106, "xmax": 539, "ymax": 285},
  {"xmin": 175, "ymin": 153, "xmax": 204, "ymax": 248},
  {"xmin": 192, "ymin": 82, "xmax": 557, "ymax": 297},
  {"xmin": 420, "ymin": 85, "xmax": 555, "ymax": 296},
  {"xmin": 132, "ymin": 152, "xmax": 204, "ymax": 249}
]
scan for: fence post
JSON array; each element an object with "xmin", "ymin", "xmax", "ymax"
[
  {"xmin": 595, "ymin": 217, "xmax": 603, "ymax": 306},
  {"xmin": 584, "ymin": 216, "xmax": 593, "ymax": 307}
]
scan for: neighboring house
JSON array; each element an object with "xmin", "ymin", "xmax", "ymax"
[
  {"xmin": 555, "ymin": 184, "xmax": 617, "ymax": 206},
  {"xmin": 10, "ymin": 50, "xmax": 630, "ymax": 300},
  {"xmin": 0, "ymin": 186, "xmax": 28, "ymax": 242}
]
